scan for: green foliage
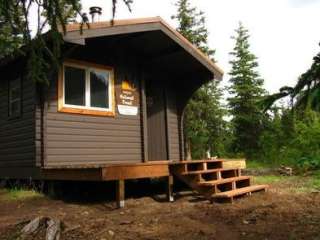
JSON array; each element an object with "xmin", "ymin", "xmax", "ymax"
[
  {"xmin": 0, "ymin": 2, "xmax": 23, "ymax": 58},
  {"xmin": 172, "ymin": 0, "xmax": 226, "ymax": 159},
  {"xmin": 257, "ymin": 45, "xmax": 320, "ymax": 171},
  {"xmin": 6, "ymin": 188, "xmax": 42, "ymax": 200},
  {"xmin": 228, "ymin": 22, "xmax": 266, "ymax": 157},
  {"xmin": 258, "ymin": 107, "xmax": 320, "ymax": 171},
  {"xmin": 184, "ymin": 81, "xmax": 227, "ymax": 158}
]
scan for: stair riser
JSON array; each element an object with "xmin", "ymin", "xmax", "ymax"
[
  {"xmin": 169, "ymin": 160, "xmax": 268, "ymax": 204},
  {"xmin": 170, "ymin": 161, "xmax": 223, "ymax": 175}
]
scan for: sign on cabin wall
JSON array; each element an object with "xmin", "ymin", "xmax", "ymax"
[{"xmin": 116, "ymin": 79, "xmax": 139, "ymax": 116}]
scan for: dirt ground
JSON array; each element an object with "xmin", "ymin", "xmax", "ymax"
[{"xmin": 0, "ymin": 178, "xmax": 320, "ymax": 240}]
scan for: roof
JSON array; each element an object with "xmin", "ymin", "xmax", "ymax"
[{"xmin": 63, "ymin": 17, "xmax": 224, "ymax": 80}]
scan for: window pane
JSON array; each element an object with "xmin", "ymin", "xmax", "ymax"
[
  {"xmin": 64, "ymin": 66, "xmax": 85, "ymax": 106},
  {"xmin": 90, "ymin": 70, "xmax": 109, "ymax": 108}
]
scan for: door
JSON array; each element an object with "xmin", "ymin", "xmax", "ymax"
[{"xmin": 146, "ymin": 79, "xmax": 168, "ymax": 160}]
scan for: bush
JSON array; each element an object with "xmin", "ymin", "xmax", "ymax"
[{"xmin": 257, "ymin": 110, "xmax": 320, "ymax": 171}]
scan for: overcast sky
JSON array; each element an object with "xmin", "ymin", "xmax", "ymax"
[{"xmin": 77, "ymin": 0, "xmax": 320, "ymax": 94}]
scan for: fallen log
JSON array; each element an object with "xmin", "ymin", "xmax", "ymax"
[{"xmin": 20, "ymin": 216, "xmax": 62, "ymax": 240}]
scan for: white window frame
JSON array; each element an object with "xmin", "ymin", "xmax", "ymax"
[
  {"xmin": 8, "ymin": 78, "xmax": 21, "ymax": 117},
  {"xmin": 62, "ymin": 62, "xmax": 114, "ymax": 113}
]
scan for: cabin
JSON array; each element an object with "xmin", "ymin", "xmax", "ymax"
[{"xmin": 0, "ymin": 17, "xmax": 267, "ymax": 206}]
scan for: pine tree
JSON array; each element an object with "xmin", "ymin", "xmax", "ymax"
[
  {"xmin": 228, "ymin": 22, "xmax": 266, "ymax": 157},
  {"xmin": 172, "ymin": 0, "xmax": 226, "ymax": 159},
  {"xmin": 172, "ymin": 0, "xmax": 214, "ymax": 58}
]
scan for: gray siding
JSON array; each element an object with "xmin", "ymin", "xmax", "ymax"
[
  {"xmin": 166, "ymin": 89, "xmax": 181, "ymax": 161},
  {"xmin": 0, "ymin": 69, "xmax": 36, "ymax": 168},
  {"xmin": 44, "ymin": 64, "xmax": 142, "ymax": 167}
]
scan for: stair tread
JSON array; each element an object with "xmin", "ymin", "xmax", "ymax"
[
  {"xmin": 170, "ymin": 159, "xmax": 223, "ymax": 165},
  {"xmin": 181, "ymin": 168, "xmax": 238, "ymax": 175},
  {"xmin": 212, "ymin": 185, "xmax": 269, "ymax": 198},
  {"xmin": 199, "ymin": 176, "xmax": 250, "ymax": 186}
]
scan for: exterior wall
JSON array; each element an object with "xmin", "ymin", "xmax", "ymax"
[
  {"xmin": 0, "ymin": 64, "xmax": 36, "ymax": 168},
  {"xmin": 43, "ymin": 61, "xmax": 143, "ymax": 167},
  {"xmin": 166, "ymin": 88, "xmax": 181, "ymax": 161},
  {"xmin": 0, "ymin": 62, "xmax": 183, "ymax": 171}
]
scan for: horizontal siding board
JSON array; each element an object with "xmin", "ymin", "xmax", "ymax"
[
  {"xmin": 46, "ymin": 128, "xmax": 140, "ymax": 138},
  {"xmin": 0, "ymin": 146, "xmax": 34, "ymax": 155},
  {"xmin": 47, "ymin": 148, "xmax": 141, "ymax": 155},
  {"xmin": 47, "ymin": 155, "xmax": 142, "ymax": 163},
  {"xmin": 46, "ymin": 112, "xmax": 138, "ymax": 122},
  {"xmin": 46, "ymin": 119, "xmax": 141, "ymax": 131},
  {"xmin": 0, "ymin": 139, "xmax": 36, "ymax": 148},
  {"xmin": 47, "ymin": 134, "xmax": 140, "ymax": 143},
  {"xmin": 0, "ymin": 153, "xmax": 35, "ymax": 162},
  {"xmin": 47, "ymin": 141, "xmax": 141, "ymax": 149}
]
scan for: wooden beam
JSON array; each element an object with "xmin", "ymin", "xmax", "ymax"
[
  {"xmin": 116, "ymin": 179, "xmax": 125, "ymax": 208},
  {"xmin": 102, "ymin": 163, "xmax": 169, "ymax": 180}
]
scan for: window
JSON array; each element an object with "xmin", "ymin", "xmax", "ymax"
[
  {"xmin": 8, "ymin": 78, "xmax": 21, "ymax": 117},
  {"xmin": 58, "ymin": 60, "xmax": 114, "ymax": 116}
]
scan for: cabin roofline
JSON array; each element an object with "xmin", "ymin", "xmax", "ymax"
[{"xmin": 62, "ymin": 17, "xmax": 224, "ymax": 80}]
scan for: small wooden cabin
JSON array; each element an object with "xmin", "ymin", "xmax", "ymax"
[{"xmin": 0, "ymin": 17, "xmax": 226, "ymax": 205}]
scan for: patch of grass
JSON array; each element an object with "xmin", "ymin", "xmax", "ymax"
[
  {"xmin": 3, "ymin": 188, "xmax": 43, "ymax": 201},
  {"xmin": 246, "ymin": 160, "xmax": 273, "ymax": 169},
  {"xmin": 305, "ymin": 171, "xmax": 320, "ymax": 191},
  {"xmin": 253, "ymin": 172, "xmax": 320, "ymax": 193},
  {"xmin": 253, "ymin": 175, "xmax": 284, "ymax": 184}
]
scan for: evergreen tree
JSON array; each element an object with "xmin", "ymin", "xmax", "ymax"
[
  {"xmin": 172, "ymin": 0, "xmax": 226, "ymax": 159},
  {"xmin": 228, "ymin": 22, "xmax": 266, "ymax": 157},
  {"xmin": 172, "ymin": 0, "xmax": 214, "ymax": 59}
]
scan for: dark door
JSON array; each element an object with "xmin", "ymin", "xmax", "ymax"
[{"xmin": 146, "ymin": 79, "xmax": 168, "ymax": 160}]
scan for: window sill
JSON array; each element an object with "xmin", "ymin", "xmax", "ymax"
[{"xmin": 58, "ymin": 106, "xmax": 115, "ymax": 117}]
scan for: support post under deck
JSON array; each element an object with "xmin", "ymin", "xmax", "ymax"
[
  {"xmin": 167, "ymin": 175, "xmax": 174, "ymax": 202},
  {"xmin": 116, "ymin": 179, "xmax": 125, "ymax": 208}
]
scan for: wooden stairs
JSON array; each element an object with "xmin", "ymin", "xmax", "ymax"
[{"xmin": 170, "ymin": 159, "xmax": 268, "ymax": 203}]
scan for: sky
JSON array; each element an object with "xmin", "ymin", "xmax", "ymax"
[{"xmin": 77, "ymin": 0, "xmax": 320, "ymax": 94}]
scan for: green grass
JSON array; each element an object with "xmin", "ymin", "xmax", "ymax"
[
  {"xmin": 253, "ymin": 172, "xmax": 320, "ymax": 193},
  {"xmin": 246, "ymin": 160, "xmax": 274, "ymax": 169},
  {"xmin": 253, "ymin": 175, "xmax": 284, "ymax": 184},
  {"xmin": 1, "ymin": 188, "xmax": 43, "ymax": 201}
]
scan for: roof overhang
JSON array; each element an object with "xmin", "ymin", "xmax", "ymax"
[{"xmin": 63, "ymin": 17, "xmax": 224, "ymax": 80}]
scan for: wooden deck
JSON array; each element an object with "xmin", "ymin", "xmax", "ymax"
[
  {"xmin": 0, "ymin": 159, "xmax": 267, "ymax": 207},
  {"xmin": 41, "ymin": 161, "xmax": 171, "ymax": 181}
]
